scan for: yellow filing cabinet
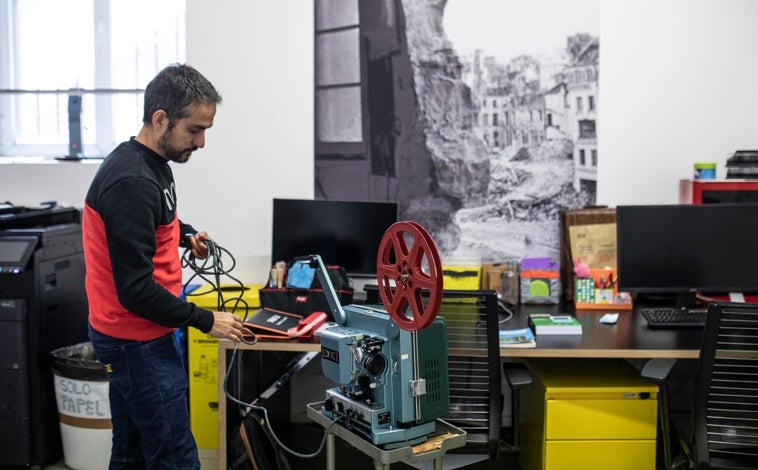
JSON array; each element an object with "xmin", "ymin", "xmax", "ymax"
[
  {"xmin": 186, "ymin": 284, "xmax": 261, "ymax": 449},
  {"xmin": 520, "ymin": 359, "xmax": 659, "ymax": 470}
]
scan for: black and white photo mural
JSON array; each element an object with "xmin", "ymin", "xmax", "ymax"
[{"xmin": 314, "ymin": 0, "xmax": 599, "ymax": 262}]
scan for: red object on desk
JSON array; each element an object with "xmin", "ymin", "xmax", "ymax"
[
  {"xmin": 699, "ymin": 293, "xmax": 758, "ymax": 303},
  {"xmin": 287, "ymin": 311, "xmax": 327, "ymax": 338},
  {"xmin": 680, "ymin": 179, "xmax": 758, "ymax": 204}
]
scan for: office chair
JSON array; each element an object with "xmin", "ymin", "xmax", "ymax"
[
  {"xmin": 435, "ymin": 289, "xmax": 531, "ymax": 468},
  {"xmin": 642, "ymin": 301, "xmax": 758, "ymax": 469}
]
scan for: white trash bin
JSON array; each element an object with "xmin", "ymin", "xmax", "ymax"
[{"xmin": 50, "ymin": 342, "xmax": 111, "ymax": 470}]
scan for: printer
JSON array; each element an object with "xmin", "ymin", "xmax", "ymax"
[{"xmin": 0, "ymin": 205, "xmax": 89, "ymax": 466}]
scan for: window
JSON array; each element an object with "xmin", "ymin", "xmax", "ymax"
[
  {"xmin": 492, "ymin": 113, "xmax": 498, "ymax": 126},
  {"xmin": 315, "ymin": 0, "xmax": 362, "ymax": 156},
  {"xmin": 578, "ymin": 119, "xmax": 596, "ymax": 139},
  {"xmin": 579, "ymin": 149, "xmax": 586, "ymax": 165},
  {"xmin": 588, "ymin": 95, "xmax": 595, "ymax": 112},
  {"xmin": 591, "ymin": 149, "xmax": 597, "ymax": 166},
  {"xmin": 576, "ymin": 96, "xmax": 583, "ymax": 113},
  {"xmin": 0, "ymin": 0, "xmax": 186, "ymax": 158},
  {"xmin": 314, "ymin": 0, "xmax": 402, "ymax": 181}
]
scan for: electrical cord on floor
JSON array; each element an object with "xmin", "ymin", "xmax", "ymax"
[
  {"xmin": 221, "ymin": 347, "xmax": 343, "ymax": 459},
  {"xmin": 182, "ymin": 239, "xmax": 340, "ymax": 460}
]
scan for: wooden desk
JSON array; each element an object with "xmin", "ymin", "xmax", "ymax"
[{"xmin": 217, "ymin": 305, "xmax": 701, "ymax": 468}]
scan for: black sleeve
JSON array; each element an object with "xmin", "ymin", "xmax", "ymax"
[
  {"xmin": 99, "ymin": 177, "xmax": 214, "ymax": 332},
  {"xmin": 179, "ymin": 220, "xmax": 198, "ymax": 248}
]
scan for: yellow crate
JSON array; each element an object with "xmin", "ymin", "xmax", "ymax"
[
  {"xmin": 186, "ymin": 284, "xmax": 261, "ymax": 316},
  {"xmin": 186, "ymin": 284, "xmax": 261, "ymax": 449},
  {"xmin": 442, "ymin": 258, "xmax": 482, "ymax": 290}
]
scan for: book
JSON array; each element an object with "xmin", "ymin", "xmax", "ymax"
[
  {"xmin": 528, "ymin": 313, "xmax": 583, "ymax": 335},
  {"xmin": 499, "ymin": 328, "xmax": 537, "ymax": 348}
]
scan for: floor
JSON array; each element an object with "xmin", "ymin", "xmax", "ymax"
[{"xmin": 43, "ymin": 461, "xmax": 67, "ymax": 470}]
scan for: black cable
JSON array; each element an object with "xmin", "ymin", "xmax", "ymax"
[
  {"xmin": 222, "ymin": 346, "xmax": 341, "ymax": 459},
  {"xmin": 181, "ymin": 239, "xmax": 336, "ymax": 460},
  {"xmin": 181, "ymin": 239, "xmax": 257, "ymax": 345}
]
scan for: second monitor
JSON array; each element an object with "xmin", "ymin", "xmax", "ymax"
[{"xmin": 616, "ymin": 203, "xmax": 758, "ymax": 308}]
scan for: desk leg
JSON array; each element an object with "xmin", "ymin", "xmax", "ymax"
[
  {"xmin": 218, "ymin": 344, "xmax": 227, "ymax": 470},
  {"xmin": 327, "ymin": 433, "xmax": 336, "ymax": 470}
]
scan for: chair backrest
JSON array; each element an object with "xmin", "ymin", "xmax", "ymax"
[
  {"xmin": 693, "ymin": 301, "xmax": 758, "ymax": 467},
  {"xmin": 435, "ymin": 289, "xmax": 502, "ymax": 458}
]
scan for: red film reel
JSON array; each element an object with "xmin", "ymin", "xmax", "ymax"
[{"xmin": 376, "ymin": 221, "xmax": 443, "ymax": 331}]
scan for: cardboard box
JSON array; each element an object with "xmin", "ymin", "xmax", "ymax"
[
  {"xmin": 186, "ymin": 284, "xmax": 261, "ymax": 449},
  {"xmin": 561, "ymin": 207, "xmax": 617, "ymax": 301},
  {"xmin": 481, "ymin": 263, "xmax": 507, "ymax": 292}
]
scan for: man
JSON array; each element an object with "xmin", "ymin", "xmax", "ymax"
[{"xmin": 83, "ymin": 63, "xmax": 244, "ymax": 470}]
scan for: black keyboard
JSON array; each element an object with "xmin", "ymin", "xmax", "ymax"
[{"xmin": 640, "ymin": 306, "xmax": 707, "ymax": 328}]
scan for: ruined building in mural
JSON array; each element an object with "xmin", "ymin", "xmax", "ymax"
[{"xmin": 315, "ymin": 0, "xmax": 598, "ymax": 261}]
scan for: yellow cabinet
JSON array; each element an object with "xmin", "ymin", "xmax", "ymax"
[{"xmin": 520, "ymin": 359, "xmax": 659, "ymax": 470}]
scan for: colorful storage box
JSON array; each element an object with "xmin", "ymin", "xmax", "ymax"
[{"xmin": 520, "ymin": 258, "xmax": 560, "ymax": 304}]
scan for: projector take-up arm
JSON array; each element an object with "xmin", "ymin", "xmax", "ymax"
[{"xmin": 297, "ymin": 254, "xmax": 347, "ymax": 325}]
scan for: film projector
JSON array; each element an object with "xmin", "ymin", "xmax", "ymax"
[{"xmin": 300, "ymin": 221, "xmax": 450, "ymax": 448}]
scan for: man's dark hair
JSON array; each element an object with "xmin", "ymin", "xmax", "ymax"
[{"xmin": 142, "ymin": 63, "xmax": 222, "ymax": 124}]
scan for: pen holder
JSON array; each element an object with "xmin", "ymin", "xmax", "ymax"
[{"xmin": 573, "ymin": 268, "xmax": 632, "ymax": 310}]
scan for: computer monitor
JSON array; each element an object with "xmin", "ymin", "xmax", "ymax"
[
  {"xmin": 271, "ymin": 198, "xmax": 399, "ymax": 278},
  {"xmin": 616, "ymin": 203, "xmax": 758, "ymax": 308}
]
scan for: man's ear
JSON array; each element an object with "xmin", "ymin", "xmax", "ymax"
[{"xmin": 151, "ymin": 109, "xmax": 169, "ymax": 131}]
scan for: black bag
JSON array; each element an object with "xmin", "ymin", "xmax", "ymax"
[
  {"xmin": 259, "ymin": 263, "xmax": 353, "ymax": 320},
  {"xmin": 228, "ymin": 409, "xmax": 292, "ymax": 470}
]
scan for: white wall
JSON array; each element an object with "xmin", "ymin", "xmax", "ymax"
[
  {"xmin": 2, "ymin": 0, "xmax": 757, "ymax": 284},
  {"xmin": 178, "ymin": 0, "xmax": 314, "ymax": 283},
  {"xmin": 598, "ymin": 0, "xmax": 758, "ymax": 206}
]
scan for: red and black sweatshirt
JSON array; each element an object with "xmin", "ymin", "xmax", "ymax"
[{"xmin": 83, "ymin": 138, "xmax": 214, "ymax": 341}]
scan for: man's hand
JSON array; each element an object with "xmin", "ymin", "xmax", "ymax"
[
  {"xmin": 187, "ymin": 231, "xmax": 212, "ymax": 259},
  {"xmin": 207, "ymin": 311, "xmax": 245, "ymax": 342}
]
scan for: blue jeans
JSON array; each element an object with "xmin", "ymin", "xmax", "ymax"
[{"xmin": 89, "ymin": 324, "xmax": 200, "ymax": 470}]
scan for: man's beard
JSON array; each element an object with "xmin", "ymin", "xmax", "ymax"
[{"xmin": 158, "ymin": 129, "xmax": 197, "ymax": 163}]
